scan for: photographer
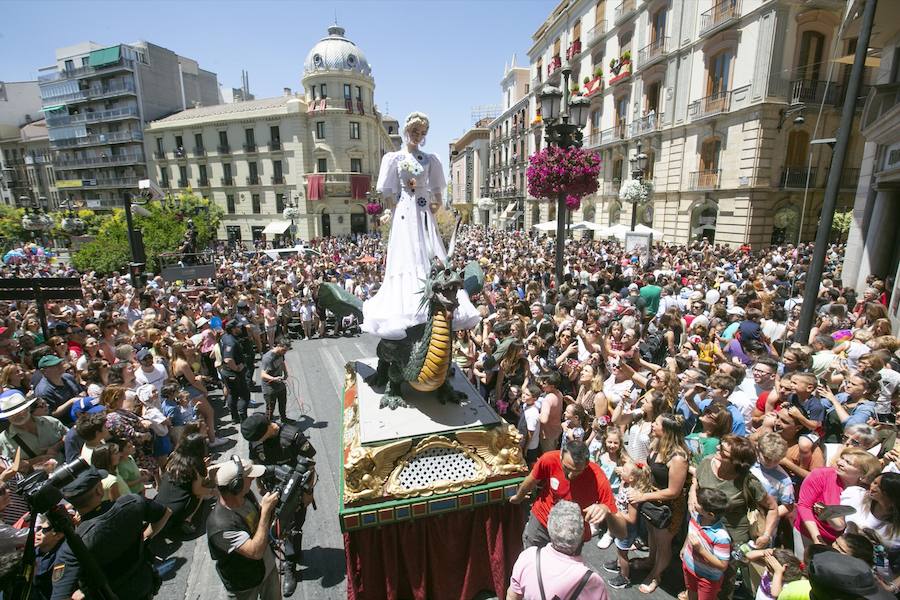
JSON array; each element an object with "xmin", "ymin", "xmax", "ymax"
[
  {"xmin": 260, "ymin": 339, "xmax": 289, "ymax": 421},
  {"xmin": 50, "ymin": 467, "xmax": 172, "ymax": 600},
  {"xmin": 240, "ymin": 414, "xmax": 315, "ymax": 597},
  {"xmin": 206, "ymin": 457, "xmax": 281, "ymax": 600}
]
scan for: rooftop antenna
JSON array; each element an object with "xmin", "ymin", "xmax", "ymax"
[{"xmin": 384, "ymin": 101, "xmax": 389, "ymax": 114}]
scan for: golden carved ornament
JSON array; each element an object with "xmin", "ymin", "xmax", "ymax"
[
  {"xmin": 384, "ymin": 435, "xmax": 490, "ymax": 499},
  {"xmin": 455, "ymin": 424, "xmax": 529, "ymax": 476},
  {"xmin": 343, "ymin": 438, "xmax": 412, "ymax": 503}
]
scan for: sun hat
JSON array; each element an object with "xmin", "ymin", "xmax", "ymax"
[{"xmin": 0, "ymin": 390, "xmax": 36, "ymax": 419}]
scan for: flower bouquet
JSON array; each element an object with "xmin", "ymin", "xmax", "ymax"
[
  {"xmin": 477, "ymin": 197, "xmax": 496, "ymax": 211},
  {"xmin": 365, "ymin": 202, "xmax": 384, "ymax": 216},
  {"xmin": 619, "ymin": 179, "xmax": 653, "ymax": 204},
  {"xmin": 282, "ymin": 206, "xmax": 301, "ymax": 220},
  {"xmin": 526, "ymin": 145, "xmax": 602, "ymax": 208}
]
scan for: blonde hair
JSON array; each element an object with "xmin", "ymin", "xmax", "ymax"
[
  {"xmin": 757, "ymin": 431, "xmax": 788, "ymax": 463},
  {"xmin": 404, "ymin": 112, "xmax": 429, "ymax": 137},
  {"xmin": 841, "ymin": 447, "xmax": 882, "ymax": 484},
  {"xmin": 623, "ymin": 460, "xmax": 654, "ymax": 493}
]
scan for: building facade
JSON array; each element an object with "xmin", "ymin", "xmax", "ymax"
[
  {"xmin": 0, "ymin": 80, "xmax": 43, "ymax": 206},
  {"xmin": 37, "ymin": 41, "xmax": 218, "ymax": 210},
  {"xmin": 523, "ymin": 0, "xmax": 868, "ymax": 245},
  {"xmin": 144, "ymin": 26, "xmax": 396, "ymax": 244},
  {"xmin": 449, "ymin": 122, "xmax": 490, "ymax": 224},
  {"xmin": 0, "ymin": 118, "xmax": 57, "ymax": 210},
  {"xmin": 840, "ymin": 1, "xmax": 900, "ymax": 331},
  {"xmin": 485, "ymin": 65, "xmax": 532, "ymax": 230}
]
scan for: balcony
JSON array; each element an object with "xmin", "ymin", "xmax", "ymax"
[
  {"xmin": 688, "ymin": 90, "xmax": 733, "ymax": 120},
  {"xmin": 566, "ymin": 40, "xmax": 582, "ymax": 60},
  {"xmin": 174, "ymin": 147, "xmax": 186, "ymax": 159},
  {"xmin": 790, "ymin": 80, "xmax": 842, "ymax": 106},
  {"xmin": 862, "ymin": 83, "xmax": 900, "ymax": 134},
  {"xmin": 221, "ymin": 177, "xmax": 234, "ymax": 186},
  {"xmin": 614, "ymin": 0, "xmax": 637, "ymax": 25},
  {"xmin": 637, "ymin": 38, "xmax": 669, "ymax": 70},
  {"xmin": 45, "ymin": 106, "xmax": 139, "ymax": 127},
  {"xmin": 246, "ymin": 176, "xmax": 260, "ymax": 185},
  {"xmin": 779, "ymin": 167, "xmax": 818, "ymax": 189},
  {"xmin": 198, "ymin": 178, "xmax": 210, "ymax": 187},
  {"xmin": 24, "ymin": 154, "xmax": 50, "ymax": 165},
  {"xmin": 42, "ymin": 80, "xmax": 137, "ymax": 105},
  {"xmin": 689, "ymin": 170, "xmax": 722, "ymax": 190},
  {"xmin": 608, "ymin": 59, "xmax": 633, "ymax": 86},
  {"xmin": 54, "ymin": 152, "xmax": 144, "ymax": 168},
  {"xmin": 840, "ymin": 168, "xmax": 861, "ymax": 189},
  {"xmin": 547, "ymin": 56, "xmax": 562, "ymax": 78},
  {"xmin": 177, "ymin": 179, "xmax": 189, "ymax": 188},
  {"xmin": 193, "ymin": 146, "xmax": 206, "ymax": 157},
  {"xmin": 153, "ymin": 150, "xmax": 166, "ymax": 160},
  {"xmin": 271, "ymin": 175, "xmax": 285, "ymax": 185},
  {"xmin": 586, "ymin": 21, "xmax": 608, "ymax": 47},
  {"xmin": 269, "ymin": 140, "xmax": 282, "ymax": 151},
  {"xmin": 217, "ymin": 144, "xmax": 231, "ymax": 154},
  {"xmin": 700, "ymin": 0, "xmax": 741, "ymax": 37},
  {"xmin": 38, "ymin": 58, "xmax": 134, "ymax": 82},
  {"xmin": 50, "ymin": 130, "xmax": 143, "ymax": 149},
  {"xmin": 93, "ymin": 177, "xmax": 140, "ymax": 189},
  {"xmin": 632, "ymin": 112, "xmax": 663, "ymax": 135},
  {"xmin": 243, "ymin": 143, "xmax": 257, "ymax": 153}
]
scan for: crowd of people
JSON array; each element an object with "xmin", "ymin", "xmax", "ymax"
[{"xmin": 0, "ymin": 224, "xmax": 896, "ymax": 600}]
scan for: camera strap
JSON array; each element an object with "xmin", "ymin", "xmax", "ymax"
[{"xmin": 10, "ymin": 435, "xmax": 37, "ymax": 460}]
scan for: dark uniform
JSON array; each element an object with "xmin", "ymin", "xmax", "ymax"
[
  {"xmin": 50, "ymin": 494, "xmax": 167, "ymax": 600},
  {"xmin": 221, "ymin": 323, "xmax": 251, "ymax": 422},
  {"xmin": 260, "ymin": 349, "xmax": 287, "ymax": 421}
]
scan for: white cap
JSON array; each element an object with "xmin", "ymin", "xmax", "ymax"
[{"xmin": 212, "ymin": 457, "xmax": 266, "ymax": 486}]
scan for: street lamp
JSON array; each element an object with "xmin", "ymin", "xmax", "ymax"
[
  {"xmin": 19, "ymin": 195, "xmax": 54, "ymax": 243},
  {"xmin": 629, "ymin": 140, "xmax": 649, "ymax": 230},
  {"xmin": 539, "ymin": 64, "xmax": 589, "ymax": 286}
]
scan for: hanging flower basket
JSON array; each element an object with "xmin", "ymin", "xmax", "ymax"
[
  {"xmin": 365, "ymin": 202, "xmax": 383, "ymax": 216},
  {"xmin": 477, "ymin": 197, "xmax": 496, "ymax": 211},
  {"xmin": 282, "ymin": 207, "xmax": 301, "ymax": 220},
  {"xmin": 565, "ymin": 195, "xmax": 581, "ymax": 210},
  {"xmin": 21, "ymin": 213, "xmax": 53, "ymax": 231},
  {"xmin": 61, "ymin": 216, "xmax": 86, "ymax": 235},
  {"xmin": 526, "ymin": 146, "xmax": 602, "ymax": 205},
  {"xmin": 619, "ymin": 179, "xmax": 654, "ymax": 204}
]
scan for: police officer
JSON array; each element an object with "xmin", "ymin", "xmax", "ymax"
[
  {"xmin": 50, "ymin": 467, "xmax": 171, "ymax": 600},
  {"xmin": 221, "ymin": 318, "xmax": 252, "ymax": 423},
  {"xmin": 241, "ymin": 414, "xmax": 314, "ymax": 597}
]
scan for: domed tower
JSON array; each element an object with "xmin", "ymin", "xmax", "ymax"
[{"xmin": 300, "ymin": 25, "xmax": 393, "ymax": 237}]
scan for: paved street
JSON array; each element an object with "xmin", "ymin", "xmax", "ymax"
[{"xmin": 157, "ymin": 333, "xmax": 678, "ymax": 600}]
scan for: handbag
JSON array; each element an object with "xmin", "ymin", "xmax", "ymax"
[{"xmin": 639, "ymin": 500, "xmax": 673, "ymax": 529}]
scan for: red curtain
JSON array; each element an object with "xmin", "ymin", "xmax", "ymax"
[
  {"xmin": 345, "ymin": 503, "xmax": 525, "ymax": 600},
  {"xmin": 307, "ymin": 174, "xmax": 325, "ymax": 200},
  {"xmin": 350, "ymin": 175, "xmax": 371, "ymax": 200}
]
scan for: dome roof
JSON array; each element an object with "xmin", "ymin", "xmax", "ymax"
[{"xmin": 303, "ymin": 26, "xmax": 372, "ymax": 77}]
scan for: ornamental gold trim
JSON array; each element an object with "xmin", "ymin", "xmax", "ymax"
[
  {"xmin": 455, "ymin": 424, "xmax": 529, "ymax": 476},
  {"xmin": 384, "ymin": 435, "xmax": 489, "ymax": 499},
  {"xmin": 343, "ymin": 438, "xmax": 412, "ymax": 504}
]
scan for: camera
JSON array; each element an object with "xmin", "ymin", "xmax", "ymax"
[
  {"xmin": 19, "ymin": 458, "xmax": 91, "ymax": 514},
  {"xmin": 262, "ymin": 457, "xmax": 316, "ymax": 533}
]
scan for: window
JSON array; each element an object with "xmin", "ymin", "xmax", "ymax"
[
  {"xmin": 573, "ymin": 20, "xmax": 581, "ymax": 44},
  {"xmin": 646, "ymin": 81, "xmax": 661, "ymax": 113},
  {"xmin": 595, "ymin": 0, "xmax": 606, "ymax": 26},
  {"xmin": 194, "ymin": 133, "xmax": 204, "ymax": 151},
  {"xmin": 252, "ymin": 226, "xmax": 265, "ymax": 241},
  {"xmin": 645, "ymin": 149, "xmax": 655, "ymax": 181},
  {"xmin": 798, "ymin": 31, "xmax": 825, "ymax": 81},
  {"xmin": 785, "ymin": 130, "xmax": 809, "ymax": 167},
  {"xmin": 223, "ymin": 163, "xmax": 233, "ymax": 184},
  {"xmin": 344, "ymin": 84, "xmax": 352, "ymax": 99},
  {"xmin": 651, "ymin": 8, "xmax": 666, "ymax": 42},
  {"xmin": 245, "ymin": 128, "xmax": 255, "ymax": 147},
  {"xmin": 699, "ymin": 138, "xmax": 722, "ymax": 187},
  {"xmin": 355, "ymin": 86, "xmax": 362, "ymax": 100},
  {"xmin": 249, "ymin": 162, "xmax": 259, "ymax": 184},
  {"xmin": 272, "ymin": 160, "xmax": 283, "ymax": 183},
  {"xmin": 350, "ymin": 122, "xmax": 360, "ymax": 139},
  {"xmin": 198, "ymin": 164, "xmax": 208, "ymax": 184},
  {"xmin": 269, "ymin": 125, "xmax": 280, "ymax": 143},
  {"xmin": 226, "ymin": 194, "xmax": 235, "ymax": 214},
  {"xmin": 319, "ymin": 83, "xmax": 327, "ymax": 98},
  {"xmin": 175, "ymin": 135, "xmax": 184, "ymax": 151},
  {"xmin": 219, "ymin": 131, "xmax": 229, "ymax": 151},
  {"xmin": 159, "ymin": 167, "xmax": 169, "ymax": 187},
  {"xmin": 536, "ymin": 58, "xmax": 543, "ymax": 83},
  {"xmin": 351, "ymin": 158, "xmax": 362, "ymax": 173},
  {"xmin": 155, "ymin": 137, "xmax": 164, "ymax": 154},
  {"xmin": 276, "ymin": 193, "xmax": 285, "ymax": 214},
  {"xmin": 707, "ymin": 50, "xmax": 732, "ymax": 96},
  {"xmin": 178, "ymin": 165, "xmax": 188, "ymax": 185},
  {"xmin": 64, "ymin": 59, "xmax": 74, "ymax": 71},
  {"xmin": 316, "ymin": 122, "xmax": 325, "ymax": 140},
  {"xmin": 317, "ymin": 158, "xmax": 327, "ymax": 173},
  {"xmin": 226, "ymin": 225, "xmax": 241, "ymax": 242},
  {"xmin": 252, "ymin": 193, "xmax": 261, "ymax": 214}
]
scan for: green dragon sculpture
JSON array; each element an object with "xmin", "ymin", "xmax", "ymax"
[{"xmin": 318, "ymin": 259, "xmax": 483, "ymax": 409}]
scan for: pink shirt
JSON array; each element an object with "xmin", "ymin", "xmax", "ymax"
[
  {"xmin": 509, "ymin": 545, "xmax": 608, "ymax": 600},
  {"xmin": 794, "ymin": 467, "xmax": 846, "ymax": 543}
]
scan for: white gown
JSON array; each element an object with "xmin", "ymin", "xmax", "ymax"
[{"xmin": 362, "ymin": 149, "xmax": 481, "ymax": 340}]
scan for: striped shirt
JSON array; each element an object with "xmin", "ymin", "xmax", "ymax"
[{"xmin": 681, "ymin": 512, "xmax": 731, "ymax": 582}]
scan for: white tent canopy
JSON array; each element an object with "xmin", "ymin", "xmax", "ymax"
[
  {"xmin": 634, "ymin": 223, "xmax": 664, "ymax": 237},
  {"xmin": 533, "ymin": 220, "xmax": 597, "ymax": 232},
  {"xmin": 262, "ymin": 221, "xmax": 292, "ymax": 235}
]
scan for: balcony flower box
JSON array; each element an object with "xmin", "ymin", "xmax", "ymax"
[
  {"xmin": 566, "ymin": 40, "xmax": 582, "ymax": 59},
  {"xmin": 584, "ymin": 76, "xmax": 604, "ymax": 97}
]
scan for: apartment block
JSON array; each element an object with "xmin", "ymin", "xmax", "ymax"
[
  {"xmin": 449, "ymin": 120, "xmax": 491, "ymax": 224},
  {"xmin": 37, "ymin": 41, "xmax": 218, "ymax": 210},
  {"xmin": 0, "ymin": 80, "xmax": 44, "ymax": 205},
  {"xmin": 524, "ymin": 0, "xmax": 869, "ymax": 245}
]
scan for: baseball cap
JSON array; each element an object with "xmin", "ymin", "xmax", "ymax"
[
  {"xmin": 135, "ymin": 348, "xmax": 153, "ymax": 362},
  {"xmin": 808, "ymin": 551, "xmax": 894, "ymax": 600},
  {"xmin": 726, "ymin": 306, "xmax": 745, "ymax": 317},
  {"xmin": 212, "ymin": 457, "xmax": 266, "ymax": 486},
  {"xmin": 70, "ymin": 396, "xmax": 104, "ymax": 422},
  {"xmin": 60, "ymin": 467, "xmax": 108, "ymax": 500},
  {"xmin": 38, "ymin": 355, "xmax": 64, "ymax": 369},
  {"xmin": 628, "ymin": 283, "xmax": 639, "ymax": 291},
  {"xmin": 240, "ymin": 414, "xmax": 270, "ymax": 442}
]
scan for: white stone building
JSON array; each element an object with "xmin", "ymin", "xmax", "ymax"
[
  {"xmin": 524, "ymin": 0, "xmax": 869, "ymax": 245},
  {"xmin": 448, "ymin": 121, "xmax": 490, "ymax": 225},
  {"xmin": 144, "ymin": 26, "xmax": 397, "ymax": 244}
]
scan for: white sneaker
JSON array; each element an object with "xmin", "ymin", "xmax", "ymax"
[
  {"xmin": 209, "ymin": 437, "xmax": 229, "ymax": 449},
  {"xmin": 597, "ymin": 532, "xmax": 613, "ymax": 549}
]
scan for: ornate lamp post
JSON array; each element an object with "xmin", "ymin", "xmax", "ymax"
[
  {"xmin": 19, "ymin": 195, "xmax": 54, "ymax": 244},
  {"xmin": 539, "ymin": 66, "xmax": 590, "ymax": 286},
  {"xmin": 283, "ymin": 201, "xmax": 300, "ymax": 246},
  {"xmin": 59, "ymin": 196, "xmax": 86, "ymax": 238},
  {"xmin": 628, "ymin": 140, "xmax": 649, "ymax": 231}
]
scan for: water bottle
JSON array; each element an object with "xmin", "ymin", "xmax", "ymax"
[
  {"xmin": 731, "ymin": 541, "xmax": 755, "ymax": 563},
  {"xmin": 873, "ymin": 544, "xmax": 891, "ymax": 583}
]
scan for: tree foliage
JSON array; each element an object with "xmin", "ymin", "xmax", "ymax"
[
  {"xmin": 73, "ymin": 190, "xmax": 223, "ymax": 274},
  {"xmin": 0, "ymin": 206, "xmax": 27, "ymax": 252},
  {"xmin": 831, "ymin": 210, "xmax": 853, "ymax": 242}
]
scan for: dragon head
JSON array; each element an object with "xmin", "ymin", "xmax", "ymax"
[{"xmin": 419, "ymin": 258, "xmax": 463, "ymax": 313}]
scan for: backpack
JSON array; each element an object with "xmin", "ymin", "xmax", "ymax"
[{"xmin": 639, "ymin": 332, "xmax": 667, "ymax": 365}]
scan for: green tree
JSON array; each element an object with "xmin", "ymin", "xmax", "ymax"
[
  {"xmin": 831, "ymin": 209, "xmax": 853, "ymax": 243},
  {"xmin": 73, "ymin": 190, "xmax": 222, "ymax": 273},
  {"xmin": 0, "ymin": 206, "xmax": 27, "ymax": 252}
]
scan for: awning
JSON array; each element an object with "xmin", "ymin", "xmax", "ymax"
[
  {"xmin": 88, "ymin": 46, "xmax": 121, "ymax": 68},
  {"xmin": 42, "ymin": 105, "xmax": 66, "ymax": 112},
  {"xmin": 262, "ymin": 221, "xmax": 292, "ymax": 235}
]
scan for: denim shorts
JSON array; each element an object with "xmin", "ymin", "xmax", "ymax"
[{"xmin": 615, "ymin": 523, "xmax": 639, "ymax": 551}]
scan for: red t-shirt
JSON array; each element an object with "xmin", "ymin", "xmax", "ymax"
[{"xmin": 530, "ymin": 451, "xmax": 617, "ymax": 541}]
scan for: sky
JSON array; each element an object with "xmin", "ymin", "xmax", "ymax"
[{"xmin": 2, "ymin": 0, "xmax": 556, "ymax": 175}]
